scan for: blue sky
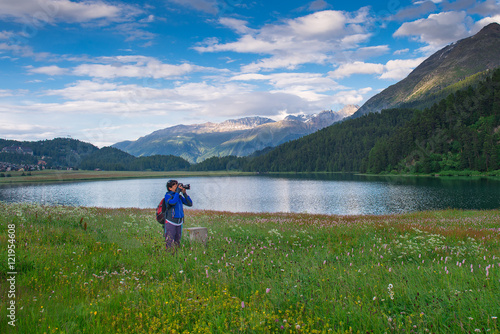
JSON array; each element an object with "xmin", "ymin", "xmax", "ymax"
[{"xmin": 1, "ymin": 0, "xmax": 499, "ymax": 146}]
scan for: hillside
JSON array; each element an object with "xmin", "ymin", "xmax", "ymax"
[
  {"xmin": 113, "ymin": 106, "xmax": 358, "ymax": 163},
  {"xmin": 365, "ymin": 68, "xmax": 500, "ymax": 174},
  {"xmin": 0, "ymin": 138, "xmax": 98, "ymax": 169},
  {"xmin": 353, "ymin": 23, "xmax": 500, "ymax": 117}
]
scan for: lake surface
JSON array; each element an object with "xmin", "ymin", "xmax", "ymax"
[{"xmin": 1, "ymin": 174, "xmax": 499, "ymax": 215}]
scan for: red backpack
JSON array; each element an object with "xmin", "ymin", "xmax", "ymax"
[
  {"xmin": 156, "ymin": 194, "xmax": 174, "ymax": 224},
  {"xmin": 155, "ymin": 198, "xmax": 166, "ymax": 224}
]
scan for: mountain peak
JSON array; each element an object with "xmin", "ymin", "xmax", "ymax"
[
  {"xmin": 478, "ymin": 22, "xmax": 500, "ymax": 35},
  {"xmin": 353, "ymin": 22, "xmax": 500, "ymax": 117}
]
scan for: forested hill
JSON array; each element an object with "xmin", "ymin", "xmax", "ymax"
[
  {"xmin": 79, "ymin": 147, "xmax": 191, "ymax": 171},
  {"xmin": 242, "ymin": 68, "xmax": 500, "ymax": 174},
  {"xmin": 0, "ymin": 138, "xmax": 98, "ymax": 168},
  {"xmin": 365, "ymin": 68, "xmax": 500, "ymax": 174},
  {"xmin": 0, "ymin": 138, "xmax": 191, "ymax": 171}
]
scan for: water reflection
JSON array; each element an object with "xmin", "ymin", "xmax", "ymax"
[{"xmin": 0, "ymin": 174, "xmax": 499, "ymax": 215}]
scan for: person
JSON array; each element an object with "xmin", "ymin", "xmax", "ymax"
[{"xmin": 164, "ymin": 179, "xmax": 193, "ymax": 249}]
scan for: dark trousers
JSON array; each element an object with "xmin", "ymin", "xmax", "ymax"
[{"xmin": 164, "ymin": 222, "xmax": 182, "ymax": 249}]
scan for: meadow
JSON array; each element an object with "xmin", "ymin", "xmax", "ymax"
[{"xmin": 0, "ymin": 202, "xmax": 499, "ymax": 333}]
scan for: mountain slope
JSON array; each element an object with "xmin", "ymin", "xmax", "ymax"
[
  {"xmin": 353, "ymin": 23, "xmax": 500, "ymax": 117},
  {"xmin": 113, "ymin": 106, "xmax": 357, "ymax": 163},
  {"xmin": 364, "ymin": 68, "xmax": 500, "ymax": 174}
]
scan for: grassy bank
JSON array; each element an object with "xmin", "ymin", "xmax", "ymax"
[
  {"xmin": 0, "ymin": 170, "xmax": 254, "ymax": 184},
  {"xmin": 1, "ymin": 203, "xmax": 499, "ymax": 333},
  {"xmin": 2, "ymin": 170, "xmax": 499, "ymax": 185}
]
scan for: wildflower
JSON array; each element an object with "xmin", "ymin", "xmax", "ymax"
[
  {"xmin": 266, "ymin": 288, "xmax": 271, "ymax": 293},
  {"xmin": 241, "ymin": 301, "xmax": 245, "ymax": 308},
  {"xmin": 179, "ymin": 270, "xmax": 184, "ymax": 274},
  {"xmin": 296, "ymin": 325, "xmax": 301, "ymax": 329}
]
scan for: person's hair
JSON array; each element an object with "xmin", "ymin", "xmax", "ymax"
[{"xmin": 166, "ymin": 179, "xmax": 178, "ymax": 190}]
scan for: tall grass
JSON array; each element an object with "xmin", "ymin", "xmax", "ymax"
[{"xmin": 1, "ymin": 202, "xmax": 499, "ymax": 333}]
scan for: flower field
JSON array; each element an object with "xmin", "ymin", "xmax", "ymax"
[{"xmin": 1, "ymin": 202, "xmax": 499, "ymax": 333}]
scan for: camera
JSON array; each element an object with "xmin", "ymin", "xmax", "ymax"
[{"xmin": 178, "ymin": 183, "xmax": 190, "ymax": 190}]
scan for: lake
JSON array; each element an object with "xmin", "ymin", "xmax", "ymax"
[{"xmin": 0, "ymin": 174, "xmax": 499, "ymax": 215}]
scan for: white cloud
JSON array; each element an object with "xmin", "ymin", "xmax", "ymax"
[
  {"xmin": 329, "ymin": 57, "xmax": 427, "ymax": 80},
  {"xmin": 195, "ymin": 9, "xmax": 377, "ymax": 71},
  {"xmin": 28, "ymin": 65, "xmax": 69, "ymax": 75},
  {"xmin": 34, "ymin": 74, "xmax": 352, "ymax": 120},
  {"xmin": 0, "ymin": 31, "xmax": 15, "ymax": 40},
  {"xmin": 0, "ymin": 42, "xmax": 51, "ymax": 60},
  {"xmin": 394, "ymin": 48, "xmax": 410, "ymax": 55},
  {"xmin": 27, "ymin": 56, "xmax": 224, "ymax": 79},
  {"xmin": 219, "ymin": 18, "xmax": 253, "ymax": 34},
  {"xmin": 330, "ymin": 62, "xmax": 385, "ymax": 79},
  {"xmin": 0, "ymin": 122, "xmax": 56, "ymax": 135},
  {"xmin": 380, "ymin": 58, "xmax": 427, "ymax": 79},
  {"xmin": 0, "ymin": 89, "xmax": 14, "ymax": 97},
  {"xmin": 394, "ymin": 11, "xmax": 472, "ymax": 49},
  {"xmin": 332, "ymin": 88, "xmax": 372, "ymax": 105},
  {"xmin": 0, "ymin": 0, "xmax": 141, "ymax": 24},
  {"xmin": 231, "ymin": 72, "xmax": 345, "ymax": 102}
]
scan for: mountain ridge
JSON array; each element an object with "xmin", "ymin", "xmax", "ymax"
[
  {"xmin": 353, "ymin": 22, "xmax": 500, "ymax": 117},
  {"xmin": 113, "ymin": 105, "xmax": 358, "ymax": 163}
]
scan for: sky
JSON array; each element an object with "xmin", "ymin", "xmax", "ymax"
[{"xmin": 1, "ymin": 0, "xmax": 499, "ymax": 147}]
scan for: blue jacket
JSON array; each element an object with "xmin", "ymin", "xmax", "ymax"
[{"xmin": 165, "ymin": 190, "xmax": 193, "ymax": 224}]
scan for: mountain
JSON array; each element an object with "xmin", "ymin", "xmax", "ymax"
[
  {"xmin": 353, "ymin": 23, "xmax": 500, "ymax": 117},
  {"xmin": 113, "ymin": 106, "xmax": 358, "ymax": 163}
]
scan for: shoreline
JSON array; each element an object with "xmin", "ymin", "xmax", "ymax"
[
  {"xmin": 1, "ymin": 169, "xmax": 499, "ymax": 186},
  {"xmin": 0, "ymin": 170, "xmax": 256, "ymax": 184}
]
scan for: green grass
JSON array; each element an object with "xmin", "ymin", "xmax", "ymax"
[{"xmin": 1, "ymin": 203, "xmax": 499, "ymax": 333}]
